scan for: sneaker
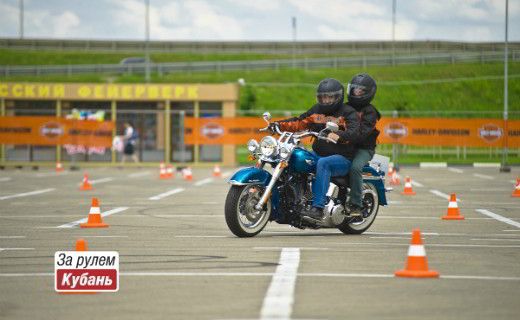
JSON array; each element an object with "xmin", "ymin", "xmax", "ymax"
[
  {"xmin": 348, "ymin": 204, "xmax": 364, "ymax": 217},
  {"xmin": 301, "ymin": 206, "xmax": 324, "ymax": 220}
]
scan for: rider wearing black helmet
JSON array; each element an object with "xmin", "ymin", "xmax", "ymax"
[
  {"xmin": 271, "ymin": 78, "xmax": 360, "ymax": 220},
  {"xmin": 346, "ymin": 73, "xmax": 381, "ymax": 216}
]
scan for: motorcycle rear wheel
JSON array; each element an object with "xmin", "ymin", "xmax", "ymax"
[{"xmin": 338, "ymin": 183, "xmax": 379, "ymax": 235}]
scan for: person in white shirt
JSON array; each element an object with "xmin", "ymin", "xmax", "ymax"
[{"xmin": 122, "ymin": 122, "xmax": 139, "ymax": 163}]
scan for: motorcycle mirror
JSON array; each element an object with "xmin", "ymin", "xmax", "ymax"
[
  {"xmin": 262, "ymin": 112, "xmax": 272, "ymax": 122},
  {"xmin": 326, "ymin": 122, "xmax": 339, "ymax": 132}
]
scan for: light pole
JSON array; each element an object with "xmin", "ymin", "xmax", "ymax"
[
  {"xmin": 392, "ymin": 0, "xmax": 396, "ymax": 65},
  {"xmin": 500, "ymin": 0, "xmax": 510, "ymax": 172},
  {"xmin": 145, "ymin": 0, "xmax": 151, "ymax": 83},
  {"xmin": 19, "ymin": 0, "xmax": 24, "ymax": 39},
  {"xmin": 292, "ymin": 16, "xmax": 297, "ymax": 69}
]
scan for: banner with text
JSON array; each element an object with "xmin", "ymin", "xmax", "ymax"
[
  {"xmin": 0, "ymin": 116, "xmax": 114, "ymax": 147},
  {"xmin": 184, "ymin": 117, "xmax": 520, "ymax": 148}
]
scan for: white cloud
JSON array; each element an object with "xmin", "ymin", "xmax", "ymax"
[
  {"xmin": 317, "ymin": 17, "xmax": 416, "ymax": 40},
  {"xmin": 289, "ymin": 0, "xmax": 386, "ymax": 21},
  {"xmin": 225, "ymin": 0, "xmax": 281, "ymax": 12}
]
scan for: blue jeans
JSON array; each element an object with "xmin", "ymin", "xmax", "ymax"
[{"xmin": 312, "ymin": 154, "xmax": 352, "ymax": 208}]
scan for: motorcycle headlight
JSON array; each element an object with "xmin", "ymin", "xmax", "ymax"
[
  {"xmin": 279, "ymin": 146, "xmax": 291, "ymax": 159},
  {"xmin": 260, "ymin": 136, "xmax": 278, "ymax": 157},
  {"xmin": 247, "ymin": 139, "xmax": 259, "ymax": 153}
]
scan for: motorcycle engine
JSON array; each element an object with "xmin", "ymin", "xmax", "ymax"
[{"xmin": 329, "ymin": 204, "xmax": 346, "ymax": 226}]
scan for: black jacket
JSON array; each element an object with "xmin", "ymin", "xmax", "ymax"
[
  {"xmin": 350, "ymin": 103, "xmax": 381, "ymax": 150},
  {"xmin": 278, "ymin": 103, "xmax": 360, "ymax": 160}
]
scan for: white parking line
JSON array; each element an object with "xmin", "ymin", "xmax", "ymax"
[
  {"xmin": 89, "ymin": 177, "xmax": 114, "ymax": 185},
  {"xmin": 260, "ymin": 248, "xmax": 300, "ymax": 320},
  {"xmin": 429, "ymin": 189, "xmax": 461, "ymax": 201},
  {"xmin": 0, "ymin": 272, "xmax": 519, "ymax": 281},
  {"xmin": 194, "ymin": 178, "xmax": 214, "ymax": 186},
  {"xmin": 330, "ymin": 242, "xmax": 520, "ymax": 248},
  {"xmin": 411, "ymin": 180, "xmax": 424, "ymax": 187},
  {"xmin": 0, "ymin": 248, "xmax": 34, "ymax": 252},
  {"xmin": 148, "ymin": 188, "xmax": 185, "ymax": 200},
  {"xmin": 0, "ymin": 188, "xmax": 55, "ymax": 201},
  {"xmin": 0, "ymin": 236, "xmax": 26, "ymax": 239},
  {"xmin": 0, "ymin": 177, "xmax": 12, "ymax": 182},
  {"xmin": 473, "ymin": 173, "xmax": 494, "ymax": 180},
  {"xmin": 56, "ymin": 207, "xmax": 129, "ymax": 228},
  {"xmin": 471, "ymin": 238, "xmax": 520, "ymax": 242},
  {"xmin": 36, "ymin": 171, "xmax": 69, "ymax": 178},
  {"xmin": 175, "ymin": 235, "xmax": 227, "ymax": 238},
  {"xmin": 476, "ymin": 209, "xmax": 520, "ymax": 228},
  {"xmin": 222, "ymin": 171, "xmax": 233, "ymax": 178},
  {"xmin": 128, "ymin": 171, "xmax": 151, "ymax": 178},
  {"xmin": 366, "ymin": 232, "xmax": 439, "ymax": 236},
  {"xmin": 448, "ymin": 168, "xmax": 464, "ymax": 173}
]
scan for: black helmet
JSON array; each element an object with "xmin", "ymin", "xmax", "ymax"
[
  {"xmin": 347, "ymin": 73, "xmax": 377, "ymax": 108},
  {"xmin": 316, "ymin": 78, "xmax": 344, "ymax": 113}
]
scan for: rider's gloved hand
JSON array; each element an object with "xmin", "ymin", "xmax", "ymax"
[
  {"xmin": 327, "ymin": 132, "xmax": 340, "ymax": 143},
  {"xmin": 268, "ymin": 122, "xmax": 280, "ymax": 134}
]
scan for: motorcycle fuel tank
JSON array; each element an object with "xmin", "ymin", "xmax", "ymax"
[{"xmin": 289, "ymin": 147, "xmax": 318, "ymax": 174}]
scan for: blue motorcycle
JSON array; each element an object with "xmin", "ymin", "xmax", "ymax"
[{"xmin": 225, "ymin": 112, "xmax": 389, "ymax": 237}]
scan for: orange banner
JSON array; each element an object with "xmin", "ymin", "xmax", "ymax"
[
  {"xmin": 184, "ymin": 117, "xmax": 520, "ymax": 148},
  {"xmin": 0, "ymin": 116, "xmax": 114, "ymax": 147}
]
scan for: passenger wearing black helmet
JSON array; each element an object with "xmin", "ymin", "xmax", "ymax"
[
  {"xmin": 269, "ymin": 78, "xmax": 360, "ymax": 220},
  {"xmin": 346, "ymin": 73, "xmax": 381, "ymax": 217}
]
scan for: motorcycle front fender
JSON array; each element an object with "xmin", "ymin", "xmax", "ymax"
[{"xmin": 228, "ymin": 166, "xmax": 272, "ymax": 186}]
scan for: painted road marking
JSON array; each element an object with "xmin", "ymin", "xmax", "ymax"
[
  {"xmin": 89, "ymin": 177, "xmax": 114, "ymax": 185},
  {"xmin": 429, "ymin": 189, "xmax": 461, "ymax": 201},
  {"xmin": 1, "ymin": 272, "xmax": 519, "ymax": 282},
  {"xmin": 0, "ymin": 248, "xmax": 34, "ymax": 252},
  {"xmin": 471, "ymin": 238, "xmax": 520, "ymax": 242},
  {"xmin": 476, "ymin": 209, "xmax": 520, "ymax": 228},
  {"xmin": 148, "ymin": 188, "xmax": 185, "ymax": 201},
  {"xmin": 448, "ymin": 168, "xmax": 464, "ymax": 173},
  {"xmin": 0, "ymin": 188, "xmax": 55, "ymax": 201},
  {"xmin": 78, "ymin": 236, "xmax": 129, "ymax": 238},
  {"xmin": 128, "ymin": 171, "xmax": 151, "ymax": 178},
  {"xmin": 222, "ymin": 171, "xmax": 233, "ymax": 178},
  {"xmin": 194, "ymin": 178, "xmax": 214, "ymax": 186},
  {"xmin": 56, "ymin": 207, "xmax": 129, "ymax": 228},
  {"xmin": 260, "ymin": 248, "xmax": 300, "ymax": 320},
  {"xmin": 473, "ymin": 173, "xmax": 494, "ymax": 180},
  {"xmin": 0, "ymin": 236, "xmax": 26, "ymax": 239},
  {"xmin": 0, "ymin": 177, "xmax": 12, "ymax": 182},
  {"xmin": 366, "ymin": 232, "xmax": 439, "ymax": 236},
  {"xmin": 174, "ymin": 235, "xmax": 227, "ymax": 238},
  {"xmin": 36, "ymin": 172, "xmax": 69, "ymax": 178},
  {"xmin": 411, "ymin": 180, "xmax": 424, "ymax": 187}
]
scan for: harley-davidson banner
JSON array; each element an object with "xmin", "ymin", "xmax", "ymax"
[
  {"xmin": 184, "ymin": 117, "xmax": 520, "ymax": 148},
  {"xmin": 0, "ymin": 116, "xmax": 114, "ymax": 147}
]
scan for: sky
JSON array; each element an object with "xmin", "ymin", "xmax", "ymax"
[{"xmin": 0, "ymin": 0, "xmax": 518, "ymax": 42}]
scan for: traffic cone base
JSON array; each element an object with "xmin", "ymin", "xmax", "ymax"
[
  {"xmin": 395, "ymin": 269, "xmax": 440, "ymax": 278},
  {"xmin": 59, "ymin": 239, "xmax": 96, "ymax": 294}
]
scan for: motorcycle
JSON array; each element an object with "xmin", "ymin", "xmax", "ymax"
[{"xmin": 225, "ymin": 112, "xmax": 389, "ymax": 238}]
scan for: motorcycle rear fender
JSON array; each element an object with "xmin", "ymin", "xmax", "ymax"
[
  {"xmin": 364, "ymin": 178, "xmax": 387, "ymax": 206},
  {"xmin": 228, "ymin": 167, "xmax": 272, "ymax": 186}
]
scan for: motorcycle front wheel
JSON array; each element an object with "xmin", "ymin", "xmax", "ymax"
[{"xmin": 225, "ymin": 185, "xmax": 271, "ymax": 238}]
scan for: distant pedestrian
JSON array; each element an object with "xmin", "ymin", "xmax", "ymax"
[{"xmin": 122, "ymin": 122, "xmax": 139, "ymax": 163}]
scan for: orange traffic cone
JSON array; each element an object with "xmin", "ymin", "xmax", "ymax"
[
  {"xmin": 167, "ymin": 164, "xmax": 175, "ymax": 179},
  {"xmin": 442, "ymin": 193, "xmax": 464, "ymax": 220},
  {"xmin": 75, "ymin": 238, "xmax": 88, "ymax": 251},
  {"xmin": 159, "ymin": 162, "xmax": 169, "ymax": 179},
  {"xmin": 390, "ymin": 170, "xmax": 401, "ymax": 186},
  {"xmin": 79, "ymin": 173, "xmax": 93, "ymax": 191},
  {"xmin": 80, "ymin": 198, "xmax": 108, "ymax": 228},
  {"xmin": 401, "ymin": 176, "xmax": 416, "ymax": 195},
  {"xmin": 395, "ymin": 229, "xmax": 439, "ymax": 278},
  {"xmin": 56, "ymin": 162, "xmax": 64, "ymax": 173},
  {"xmin": 512, "ymin": 179, "xmax": 520, "ymax": 198},
  {"xmin": 213, "ymin": 165, "xmax": 222, "ymax": 178},
  {"xmin": 183, "ymin": 167, "xmax": 193, "ymax": 181}
]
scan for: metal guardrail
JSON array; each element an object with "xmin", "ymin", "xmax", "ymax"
[
  {"xmin": 1, "ymin": 51, "xmax": 518, "ymax": 77},
  {"xmin": 1, "ymin": 38, "xmax": 520, "ymax": 53}
]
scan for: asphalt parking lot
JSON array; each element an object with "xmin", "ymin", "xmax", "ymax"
[{"xmin": 0, "ymin": 165, "xmax": 519, "ymax": 320}]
